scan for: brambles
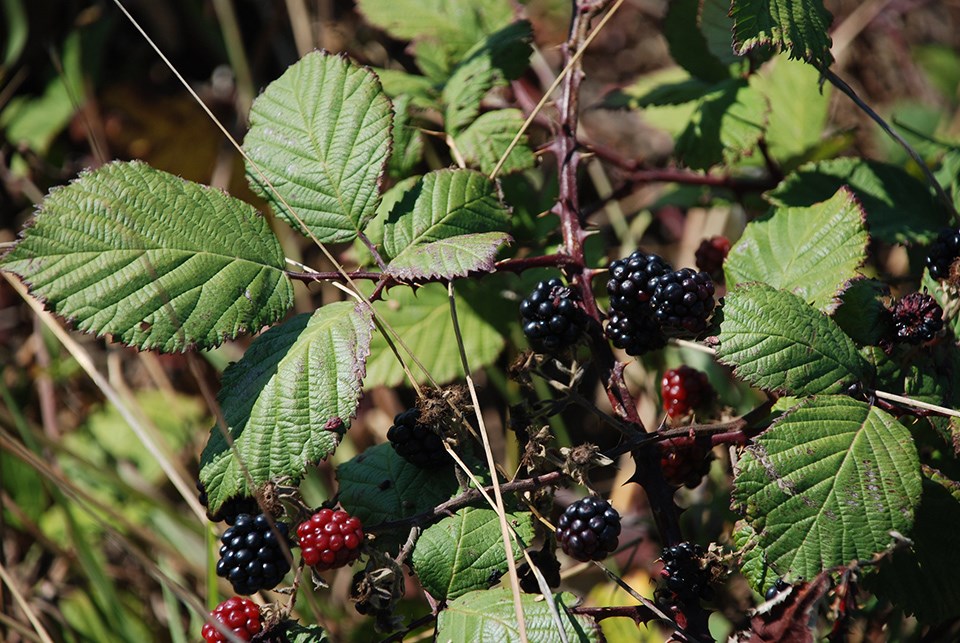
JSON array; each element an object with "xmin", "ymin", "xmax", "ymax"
[
  {"xmin": 891, "ymin": 292, "xmax": 943, "ymax": 344},
  {"xmin": 387, "ymin": 408, "xmax": 450, "ymax": 468},
  {"xmin": 650, "ymin": 268, "xmax": 716, "ymax": 334},
  {"xmin": 555, "ymin": 496, "xmax": 621, "ymax": 562},
  {"xmin": 198, "ymin": 481, "xmax": 259, "ymax": 525},
  {"xmin": 660, "ymin": 542, "xmax": 710, "ymax": 603},
  {"xmin": 216, "ymin": 514, "xmax": 292, "ymax": 595},
  {"xmin": 925, "ymin": 227, "xmax": 960, "ymax": 280},
  {"xmin": 661, "ymin": 366, "xmax": 715, "ymax": 420},
  {"xmin": 297, "ymin": 508, "xmax": 364, "ymax": 571},
  {"xmin": 519, "ymin": 278, "xmax": 589, "ymax": 353},
  {"xmin": 201, "ymin": 597, "xmax": 262, "ymax": 642},
  {"xmin": 694, "ymin": 236, "xmax": 731, "ymax": 277}
]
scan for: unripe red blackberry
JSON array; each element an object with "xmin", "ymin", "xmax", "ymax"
[
  {"xmin": 555, "ymin": 496, "xmax": 621, "ymax": 562},
  {"xmin": 650, "ymin": 268, "xmax": 716, "ymax": 335},
  {"xmin": 659, "ymin": 438, "xmax": 712, "ymax": 489},
  {"xmin": 926, "ymin": 227, "xmax": 960, "ymax": 281},
  {"xmin": 387, "ymin": 408, "xmax": 449, "ymax": 468},
  {"xmin": 661, "ymin": 366, "xmax": 715, "ymax": 420},
  {"xmin": 606, "ymin": 251, "xmax": 672, "ymax": 311},
  {"xmin": 201, "ymin": 596, "xmax": 262, "ymax": 642},
  {"xmin": 605, "ymin": 309, "xmax": 667, "ymax": 356},
  {"xmin": 891, "ymin": 292, "xmax": 943, "ymax": 344},
  {"xmin": 694, "ymin": 236, "xmax": 731, "ymax": 276},
  {"xmin": 297, "ymin": 508, "xmax": 364, "ymax": 571},
  {"xmin": 519, "ymin": 278, "xmax": 589, "ymax": 353}
]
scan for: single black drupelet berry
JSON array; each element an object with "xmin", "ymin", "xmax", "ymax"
[
  {"xmin": 198, "ymin": 480, "xmax": 259, "ymax": 525},
  {"xmin": 650, "ymin": 268, "xmax": 716, "ymax": 335},
  {"xmin": 891, "ymin": 292, "xmax": 944, "ymax": 344},
  {"xmin": 605, "ymin": 309, "xmax": 667, "ymax": 356},
  {"xmin": 606, "ymin": 251, "xmax": 672, "ymax": 311},
  {"xmin": 216, "ymin": 513, "xmax": 291, "ymax": 595},
  {"xmin": 520, "ymin": 278, "xmax": 589, "ymax": 353},
  {"xmin": 764, "ymin": 578, "xmax": 790, "ymax": 601},
  {"xmin": 660, "ymin": 541, "xmax": 709, "ymax": 602},
  {"xmin": 387, "ymin": 409, "xmax": 450, "ymax": 468},
  {"xmin": 556, "ymin": 496, "xmax": 621, "ymax": 562},
  {"xmin": 926, "ymin": 227, "xmax": 960, "ymax": 280}
]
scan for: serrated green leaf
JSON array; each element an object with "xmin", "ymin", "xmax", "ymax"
[
  {"xmin": 663, "ymin": 0, "xmax": 733, "ymax": 82},
  {"xmin": 413, "ymin": 507, "xmax": 534, "ymax": 601},
  {"xmin": 383, "ymin": 169, "xmax": 512, "ymax": 280},
  {"xmin": 282, "ymin": 623, "xmax": 331, "ymax": 642},
  {"xmin": 676, "ymin": 79, "xmax": 769, "ymax": 170},
  {"xmin": 733, "ymin": 521, "xmax": 778, "ymax": 594},
  {"xmin": 731, "ymin": 0, "xmax": 834, "ymax": 67},
  {"xmin": 832, "ymin": 279, "xmax": 892, "ymax": 346},
  {"xmin": 436, "ymin": 589, "xmax": 601, "ymax": 643},
  {"xmin": 455, "ymin": 109, "xmax": 535, "ymax": 176},
  {"xmin": 388, "ymin": 95, "xmax": 425, "ymax": 179},
  {"xmin": 700, "ymin": 0, "xmax": 742, "ymax": 67},
  {"xmin": 732, "ymin": 396, "xmax": 922, "ymax": 580},
  {"xmin": 767, "ymin": 158, "xmax": 950, "ymax": 244},
  {"xmin": 724, "ymin": 189, "xmax": 868, "ymax": 310},
  {"xmin": 199, "ymin": 302, "xmax": 373, "ymax": 511},
  {"xmin": 365, "ymin": 281, "xmax": 508, "ymax": 387},
  {"xmin": 717, "ymin": 283, "xmax": 869, "ymax": 395},
  {"xmin": 371, "ymin": 67, "xmax": 437, "ymax": 107},
  {"xmin": 0, "ymin": 161, "xmax": 293, "ymax": 352},
  {"xmin": 244, "ymin": 51, "xmax": 392, "ymax": 243}
]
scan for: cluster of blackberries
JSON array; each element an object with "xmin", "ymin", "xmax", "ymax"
[
  {"xmin": 198, "ymin": 481, "xmax": 259, "ymax": 525},
  {"xmin": 605, "ymin": 251, "xmax": 716, "ymax": 355},
  {"xmin": 216, "ymin": 514, "xmax": 292, "ymax": 595},
  {"xmin": 660, "ymin": 542, "xmax": 710, "ymax": 603},
  {"xmin": 891, "ymin": 292, "xmax": 943, "ymax": 344},
  {"xmin": 926, "ymin": 227, "xmax": 960, "ymax": 281},
  {"xmin": 555, "ymin": 496, "xmax": 621, "ymax": 562},
  {"xmin": 297, "ymin": 508, "xmax": 364, "ymax": 571},
  {"xmin": 520, "ymin": 278, "xmax": 589, "ymax": 353},
  {"xmin": 387, "ymin": 408, "xmax": 450, "ymax": 468}
]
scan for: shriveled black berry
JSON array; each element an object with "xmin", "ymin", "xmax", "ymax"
[
  {"xmin": 520, "ymin": 278, "xmax": 589, "ymax": 353},
  {"xmin": 387, "ymin": 408, "xmax": 450, "ymax": 468},
  {"xmin": 555, "ymin": 496, "xmax": 621, "ymax": 562},
  {"xmin": 650, "ymin": 268, "xmax": 716, "ymax": 335},
  {"xmin": 216, "ymin": 513, "xmax": 291, "ymax": 595},
  {"xmin": 606, "ymin": 251, "xmax": 672, "ymax": 312},
  {"xmin": 926, "ymin": 227, "xmax": 960, "ymax": 280},
  {"xmin": 891, "ymin": 292, "xmax": 943, "ymax": 344},
  {"xmin": 605, "ymin": 309, "xmax": 667, "ymax": 356},
  {"xmin": 198, "ymin": 480, "xmax": 259, "ymax": 525}
]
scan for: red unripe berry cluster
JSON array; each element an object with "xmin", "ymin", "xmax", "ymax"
[
  {"xmin": 694, "ymin": 236, "xmax": 731, "ymax": 276},
  {"xmin": 661, "ymin": 366, "xmax": 714, "ymax": 420},
  {"xmin": 201, "ymin": 597, "xmax": 261, "ymax": 643},
  {"xmin": 297, "ymin": 508, "xmax": 364, "ymax": 570}
]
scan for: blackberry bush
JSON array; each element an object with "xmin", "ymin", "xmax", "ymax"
[
  {"xmin": 387, "ymin": 408, "xmax": 450, "ymax": 468},
  {"xmin": 297, "ymin": 508, "xmax": 364, "ymax": 571},
  {"xmin": 519, "ymin": 278, "xmax": 588, "ymax": 353},
  {"xmin": 201, "ymin": 597, "xmax": 262, "ymax": 643},
  {"xmin": 555, "ymin": 496, "xmax": 621, "ymax": 562},
  {"xmin": 216, "ymin": 514, "xmax": 292, "ymax": 595}
]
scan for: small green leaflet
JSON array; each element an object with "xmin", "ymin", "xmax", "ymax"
[
  {"xmin": 244, "ymin": 51, "xmax": 393, "ymax": 243},
  {"xmin": 436, "ymin": 589, "xmax": 601, "ymax": 643},
  {"xmin": 717, "ymin": 283, "xmax": 869, "ymax": 395},
  {"xmin": 732, "ymin": 396, "xmax": 922, "ymax": 580},
  {"xmin": 724, "ymin": 188, "xmax": 868, "ymax": 311},
  {"xmin": 0, "ymin": 161, "xmax": 293, "ymax": 352},
  {"xmin": 455, "ymin": 109, "xmax": 536, "ymax": 176},
  {"xmin": 831, "ymin": 279, "xmax": 892, "ymax": 346},
  {"xmin": 382, "ymin": 169, "xmax": 512, "ymax": 280},
  {"xmin": 199, "ymin": 302, "xmax": 373, "ymax": 512},
  {"xmin": 676, "ymin": 79, "xmax": 769, "ymax": 170},
  {"xmin": 662, "ymin": 0, "xmax": 733, "ymax": 82},
  {"xmin": 731, "ymin": 0, "xmax": 834, "ymax": 67},
  {"xmin": 282, "ymin": 623, "xmax": 331, "ymax": 643},
  {"xmin": 412, "ymin": 507, "xmax": 534, "ymax": 601}
]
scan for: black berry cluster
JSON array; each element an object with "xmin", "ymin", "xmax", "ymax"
[
  {"xmin": 555, "ymin": 496, "xmax": 621, "ymax": 562},
  {"xmin": 216, "ymin": 514, "xmax": 291, "ymax": 595},
  {"xmin": 605, "ymin": 308, "xmax": 667, "ymax": 355},
  {"xmin": 606, "ymin": 252, "xmax": 671, "ymax": 310},
  {"xmin": 387, "ymin": 408, "xmax": 450, "ymax": 468},
  {"xmin": 520, "ymin": 278, "xmax": 589, "ymax": 353},
  {"xmin": 926, "ymin": 227, "xmax": 960, "ymax": 281},
  {"xmin": 891, "ymin": 292, "xmax": 943, "ymax": 344},
  {"xmin": 198, "ymin": 481, "xmax": 259, "ymax": 525},
  {"xmin": 660, "ymin": 542, "xmax": 710, "ymax": 603},
  {"xmin": 650, "ymin": 268, "xmax": 716, "ymax": 334}
]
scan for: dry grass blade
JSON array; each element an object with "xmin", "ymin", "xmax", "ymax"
[{"xmin": 0, "ymin": 561, "xmax": 56, "ymax": 643}]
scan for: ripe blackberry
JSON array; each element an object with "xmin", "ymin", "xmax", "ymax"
[
  {"xmin": 661, "ymin": 366, "xmax": 715, "ymax": 420},
  {"xmin": 387, "ymin": 408, "xmax": 449, "ymax": 468},
  {"xmin": 650, "ymin": 268, "xmax": 716, "ymax": 335},
  {"xmin": 519, "ymin": 278, "xmax": 588, "ymax": 353},
  {"xmin": 891, "ymin": 292, "xmax": 943, "ymax": 344},
  {"xmin": 297, "ymin": 508, "xmax": 364, "ymax": 571},
  {"xmin": 660, "ymin": 542, "xmax": 709, "ymax": 602},
  {"xmin": 202, "ymin": 597, "xmax": 262, "ymax": 642},
  {"xmin": 926, "ymin": 227, "xmax": 960, "ymax": 280},
  {"xmin": 606, "ymin": 251, "xmax": 672, "ymax": 311},
  {"xmin": 198, "ymin": 480, "xmax": 259, "ymax": 525},
  {"xmin": 764, "ymin": 578, "xmax": 790, "ymax": 601},
  {"xmin": 216, "ymin": 514, "xmax": 291, "ymax": 595},
  {"xmin": 555, "ymin": 496, "xmax": 621, "ymax": 562},
  {"xmin": 694, "ymin": 236, "xmax": 731, "ymax": 277},
  {"xmin": 605, "ymin": 309, "xmax": 667, "ymax": 356},
  {"xmin": 660, "ymin": 438, "xmax": 712, "ymax": 489}
]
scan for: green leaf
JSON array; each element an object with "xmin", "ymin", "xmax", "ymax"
[
  {"xmin": 243, "ymin": 51, "xmax": 393, "ymax": 243},
  {"xmin": 733, "ymin": 521, "xmax": 777, "ymax": 594},
  {"xmin": 662, "ymin": 0, "xmax": 734, "ymax": 82},
  {"xmin": 676, "ymin": 79, "xmax": 769, "ymax": 170},
  {"xmin": 413, "ymin": 507, "xmax": 534, "ymax": 601},
  {"xmin": 831, "ymin": 279, "xmax": 892, "ymax": 346},
  {"xmin": 371, "ymin": 67, "xmax": 437, "ymax": 107},
  {"xmin": 388, "ymin": 95, "xmax": 425, "ymax": 179},
  {"xmin": 699, "ymin": 0, "xmax": 742, "ymax": 68},
  {"xmin": 383, "ymin": 169, "xmax": 512, "ymax": 280},
  {"xmin": 455, "ymin": 109, "xmax": 535, "ymax": 176},
  {"xmin": 732, "ymin": 397, "xmax": 922, "ymax": 580},
  {"xmin": 717, "ymin": 283, "xmax": 869, "ymax": 395},
  {"xmin": 923, "ymin": 269, "xmax": 960, "ymax": 344},
  {"xmin": 282, "ymin": 623, "xmax": 331, "ymax": 642},
  {"xmin": 199, "ymin": 302, "xmax": 373, "ymax": 511},
  {"xmin": 767, "ymin": 158, "xmax": 950, "ymax": 244},
  {"xmin": 365, "ymin": 282, "xmax": 508, "ymax": 387},
  {"xmin": 731, "ymin": 0, "xmax": 834, "ymax": 67},
  {"xmin": 0, "ymin": 161, "xmax": 293, "ymax": 352},
  {"xmin": 436, "ymin": 589, "xmax": 601, "ymax": 642},
  {"xmin": 724, "ymin": 188, "xmax": 868, "ymax": 311}
]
